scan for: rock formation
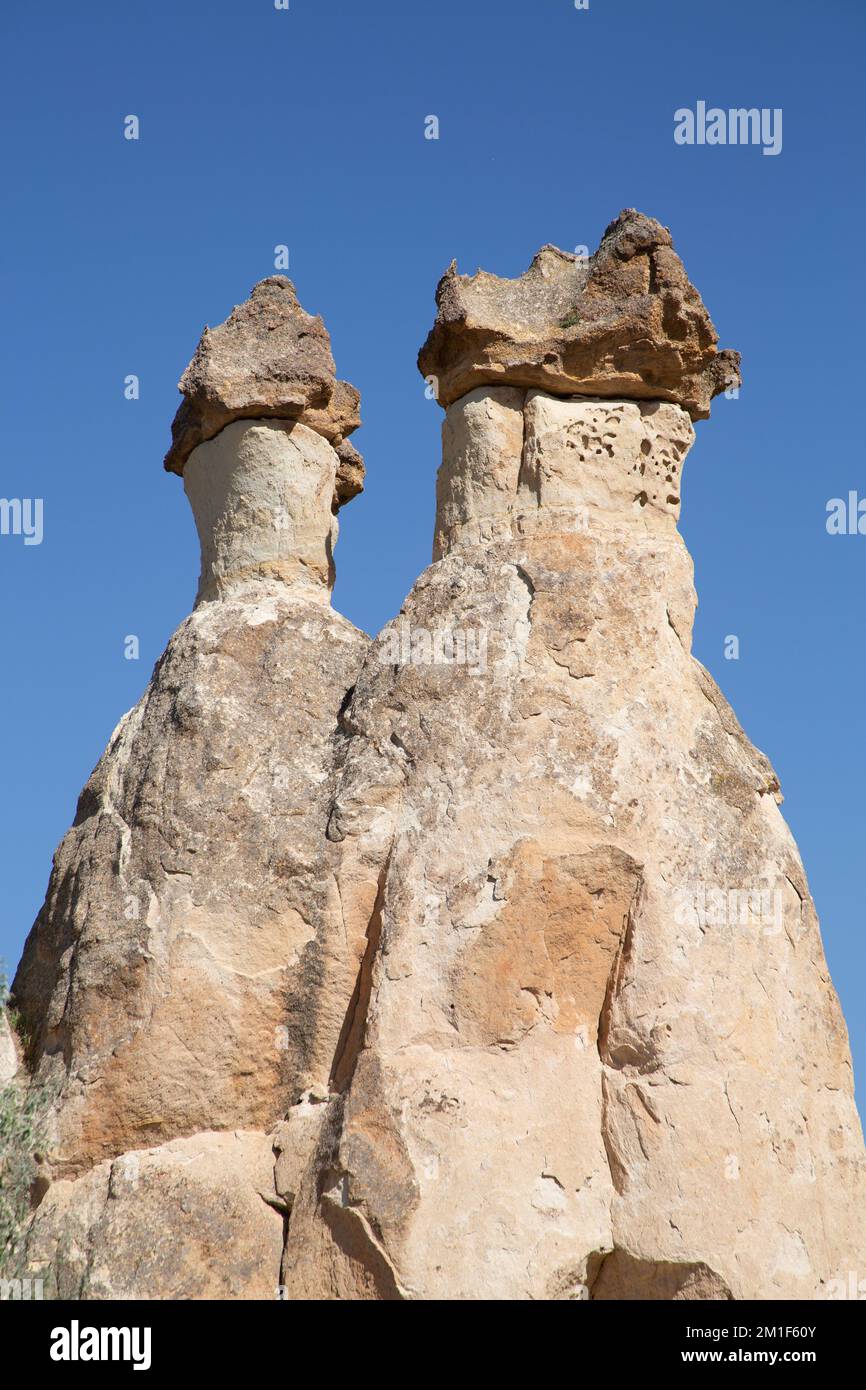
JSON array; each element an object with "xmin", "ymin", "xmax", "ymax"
[
  {"xmin": 163, "ymin": 275, "xmax": 364, "ymax": 501},
  {"xmin": 11, "ymin": 278, "xmax": 372, "ymax": 1297},
  {"xmin": 279, "ymin": 370, "xmax": 866, "ymax": 1297},
  {"xmin": 9, "ymin": 214, "xmax": 866, "ymax": 1301},
  {"xmin": 418, "ymin": 209, "xmax": 742, "ymax": 419}
]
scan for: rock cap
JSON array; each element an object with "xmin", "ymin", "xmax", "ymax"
[
  {"xmin": 165, "ymin": 276, "xmax": 363, "ymax": 508},
  {"xmin": 418, "ymin": 210, "xmax": 741, "ymax": 419}
]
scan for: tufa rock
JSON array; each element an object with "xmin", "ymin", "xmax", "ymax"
[
  {"xmin": 12, "ymin": 291, "xmax": 372, "ymax": 1189},
  {"xmin": 333, "ymin": 438, "xmax": 366, "ymax": 513},
  {"xmin": 10, "ymin": 224, "xmax": 866, "ymax": 1301},
  {"xmin": 22, "ymin": 1131, "xmax": 283, "ymax": 1300},
  {"xmin": 282, "ymin": 383, "xmax": 866, "ymax": 1300},
  {"xmin": 418, "ymin": 209, "xmax": 741, "ymax": 419},
  {"xmin": 184, "ymin": 420, "xmax": 344, "ymax": 603},
  {"xmin": 11, "ymin": 588, "xmax": 369, "ymax": 1178},
  {"xmin": 164, "ymin": 276, "xmax": 364, "ymax": 508}
]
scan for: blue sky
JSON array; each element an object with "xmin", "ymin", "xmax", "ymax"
[{"xmin": 1, "ymin": 0, "xmax": 864, "ymax": 1107}]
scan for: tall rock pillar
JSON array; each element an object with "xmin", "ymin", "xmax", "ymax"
[
  {"xmin": 282, "ymin": 212, "xmax": 866, "ymax": 1300},
  {"xmin": 12, "ymin": 278, "xmax": 370, "ymax": 1298}
]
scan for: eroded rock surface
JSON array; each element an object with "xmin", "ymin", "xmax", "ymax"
[
  {"xmin": 10, "ymin": 230, "xmax": 866, "ymax": 1302},
  {"xmin": 164, "ymin": 276, "xmax": 364, "ymax": 507},
  {"xmin": 12, "ymin": 293, "xmax": 371, "ymax": 1218},
  {"xmin": 281, "ymin": 382, "xmax": 865, "ymax": 1301},
  {"xmin": 184, "ymin": 419, "xmax": 343, "ymax": 603},
  {"xmin": 23, "ymin": 1131, "xmax": 283, "ymax": 1301},
  {"xmin": 13, "ymin": 586, "xmax": 368, "ymax": 1178},
  {"xmin": 419, "ymin": 210, "xmax": 741, "ymax": 419}
]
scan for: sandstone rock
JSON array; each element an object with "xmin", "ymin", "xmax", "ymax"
[
  {"xmin": 272, "ymin": 1099, "xmax": 328, "ymax": 1211},
  {"xmin": 302, "ymin": 378, "xmax": 363, "ymax": 453},
  {"xmin": 22, "ymin": 1131, "xmax": 283, "ymax": 1300},
  {"xmin": 434, "ymin": 385, "xmax": 526, "ymax": 559},
  {"xmin": 184, "ymin": 420, "xmax": 342, "ymax": 603},
  {"xmin": 11, "ymin": 229, "xmax": 866, "ymax": 1303},
  {"xmin": 418, "ymin": 209, "xmax": 741, "ymax": 419},
  {"xmin": 282, "ymin": 381, "xmax": 865, "ymax": 1300},
  {"xmin": 164, "ymin": 276, "xmax": 364, "ymax": 506},
  {"xmin": 333, "ymin": 438, "xmax": 366, "ymax": 512},
  {"xmin": 12, "ymin": 312, "xmax": 371, "ymax": 1180},
  {"xmin": 12, "ymin": 583, "xmax": 368, "ymax": 1176}
]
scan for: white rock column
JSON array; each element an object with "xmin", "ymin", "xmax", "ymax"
[
  {"xmin": 434, "ymin": 386, "xmax": 526, "ymax": 558},
  {"xmin": 435, "ymin": 387, "xmax": 697, "ymax": 557},
  {"xmin": 183, "ymin": 418, "xmax": 340, "ymax": 605}
]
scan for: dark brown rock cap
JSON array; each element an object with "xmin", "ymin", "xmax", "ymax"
[
  {"xmin": 418, "ymin": 210, "xmax": 741, "ymax": 420},
  {"xmin": 165, "ymin": 276, "xmax": 364, "ymax": 509}
]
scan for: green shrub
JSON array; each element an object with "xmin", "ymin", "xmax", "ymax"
[{"xmin": 0, "ymin": 966, "xmax": 51, "ymax": 1279}]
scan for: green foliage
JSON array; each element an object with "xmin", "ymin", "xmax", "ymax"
[{"xmin": 0, "ymin": 963, "xmax": 51, "ymax": 1279}]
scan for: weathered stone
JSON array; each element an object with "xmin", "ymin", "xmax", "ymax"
[
  {"xmin": 22, "ymin": 1131, "xmax": 283, "ymax": 1300},
  {"xmin": 12, "ymin": 585, "xmax": 368, "ymax": 1176},
  {"xmin": 282, "ymin": 384, "xmax": 865, "ymax": 1301},
  {"xmin": 164, "ymin": 276, "xmax": 364, "ymax": 507},
  {"xmin": 272, "ymin": 1102, "xmax": 326, "ymax": 1211},
  {"xmin": 434, "ymin": 385, "xmax": 525, "ymax": 559},
  {"xmin": 13, "ymin": 312, "xmax": 370, "ymax": 1181},
  {"xmin": 418, "ymin": 210, "xmax": 741, "ymax": 419},
  {"xmin": 333, "ymin": 437, "xmax": 366, "ymax": 511},
  {"xmin": 303, "ymin": 378, "xmax": 363, "ymax": 452},
  {"xmin": 184, "ymin": 420, "xmax": 341, "ymax": 603},
  {"xmin": 10, "ymin": 230, "xmax": 866, "ymax": 1303}
]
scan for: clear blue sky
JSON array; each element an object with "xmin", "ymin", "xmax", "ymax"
[{"xmin": 1, "ymin": 0, "xmax": 864, "ymax": 1108}]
